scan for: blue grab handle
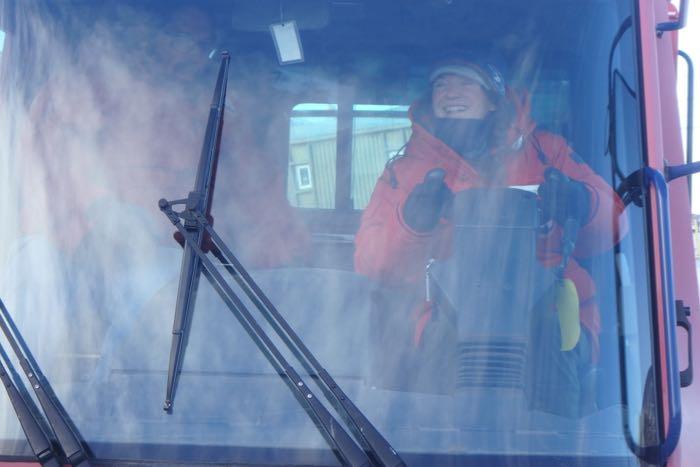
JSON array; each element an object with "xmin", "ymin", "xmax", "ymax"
[{"xmin": 623, "ymin": 168, "xmax": 682, "ymax": 464}]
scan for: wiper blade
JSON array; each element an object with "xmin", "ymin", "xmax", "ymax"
[
  {"xmin": 0, "ymin": 329, "xmax": 60, "ymax": 466},
  {"xmin": 163, "ymin": 51, "xmax": 230, "ymax": 413},
  {"xmin": 0, "ymin": 298, "xmax": 92, "ymax": 466}
]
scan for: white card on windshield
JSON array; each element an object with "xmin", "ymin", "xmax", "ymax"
[{"xmin": 270, "ymin": 21, "xmax": 304, "ymax": 64}]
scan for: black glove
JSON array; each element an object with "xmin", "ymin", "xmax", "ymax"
[
  {"xmin": 402, "ymin": 168, "xmax": 454, "ymax": 232},
  {"xmin": 538, "ymin": 167, "xmax": 591, "ymax": 226}
]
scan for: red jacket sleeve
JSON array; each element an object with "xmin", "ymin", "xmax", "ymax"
[
  {"xmin": 536, "ymin": 134, "xmax": 629, "ymax": 259},
  {"xmin": 354, "ymin": 160, "xmax": 451, "ymax": 285}
]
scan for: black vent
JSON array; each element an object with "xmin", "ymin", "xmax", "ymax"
[{"xmin": 455, "ymin": 340, "xmax": 526, "ymax": 390}]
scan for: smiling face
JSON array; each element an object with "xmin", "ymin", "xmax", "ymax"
[{"xmin": 432, "ymin": 73, "xmax": 496, "ymax": 119}]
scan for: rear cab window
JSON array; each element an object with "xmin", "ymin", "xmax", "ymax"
[{"xmin": 288, "ymin": 103, "xmax": 411, "ymax": 210}]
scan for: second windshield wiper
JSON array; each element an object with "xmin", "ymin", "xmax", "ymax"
[
  {"xmin": 0, "ymin": 329, "xmax": 60, "ymax": 467},
  {"xmin": 0, "ymin": 298, "xmax": 92, "ymax": 467}
]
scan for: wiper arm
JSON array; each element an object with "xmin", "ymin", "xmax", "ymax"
[
  {"xmin": 0, "ymin": 332, "xmax": 60, "ymax": 466},
  {"xmin": 160, "ymin": 202, "xmax": 404, "ymax": 467},
  {"xmin": 216, "ymin": 218, "xmax": 403, "ymax": 465},
  {"xmin": 160, "ymin": 201, "xmax": 371, "ymax": 467},
  {"xmin": 0, "ymin": 298, "xmax": 92, "ymax": 466}
]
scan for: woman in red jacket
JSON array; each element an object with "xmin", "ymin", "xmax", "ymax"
[{"xmin": 354, "ymin": 59, "xmax": 627, "ymax": 416}]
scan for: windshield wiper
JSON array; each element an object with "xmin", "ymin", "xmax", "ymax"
[
  {"xmin": 0, "ymin": 328, "xmax": 60, "ymax": 466},
  {"xmin": 162, "ymin": 51, "xmax": 229, "ymax": 415},
  {"xmin": 160, "ymin": 51, "xmax": 404, "ymax": 467},
  {"xmin": 0, "ymin": 298, "xmax": 92, "ymax": 467}
]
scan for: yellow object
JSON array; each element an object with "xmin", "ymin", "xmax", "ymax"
[{"xmin": 555, "ymin": 279, "xmax": 580, "ymax": 351}]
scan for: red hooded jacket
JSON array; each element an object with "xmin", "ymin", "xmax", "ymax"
[{"xmin": 354, "ymin": 90, "xmax": 628, "ymax": 360}]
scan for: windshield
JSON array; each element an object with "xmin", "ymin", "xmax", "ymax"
[{"xmin": 0, "ymin": 0, "xmax": 661, "ymax": 465}]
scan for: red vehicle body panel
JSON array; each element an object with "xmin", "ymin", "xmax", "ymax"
[{"xmin": 638, "ymin": 0, "xmax": 700, "ymax": 465}]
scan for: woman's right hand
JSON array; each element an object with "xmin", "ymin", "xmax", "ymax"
[{"xmin": 402, "ymin": 168, "xmax": 454, "ymax": 232}]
